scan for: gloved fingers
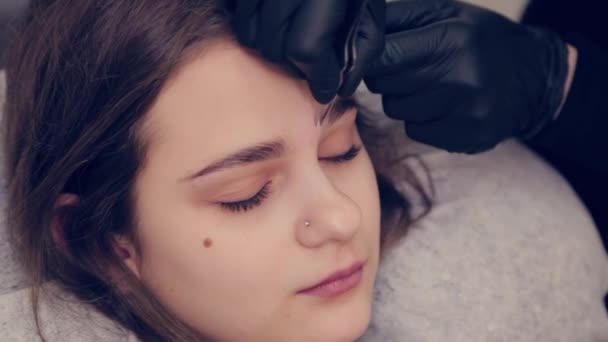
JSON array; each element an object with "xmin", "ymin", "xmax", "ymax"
[
  {"xmin": 304, "ymin": 50, "xmax": 342, "ymax": 104},
  {"xmin": 234, "ymin": 0, "xmax": 263, "ymax": 48},
  {"xmin": 404, "ymin": 121, "xmax": 483, "ymax": 153},
  {"xmin": 339, "ymin": 0, "xmax": 386, "ymax": 96},
  {"xmin": 257, "ymin": 0, "xmax": 302, "ymax": 62},
  {"xmin": 380, "ymin": 85, "xmax": 466, "ymax": 123},
  {"xmin": 365, "ymin": 66, "xmax": 425, "ymax": 95},
  {"xmin": 365, "ymin": 24, "xmax": 452, "ymax": 78},
  {"xmin": 285, "ymin": 0, "xmax": 347, "ymax": 67},
  {"xmin": 285, "ymin": 0, "xmax": 348, "ymax": 103},
  {"xmin": 385, "ymin": 0, "xmax": 458, "ymax": 33},
  {"xmin": 404, "ymin": 110, "xmax": 507, "ymax": 154}
]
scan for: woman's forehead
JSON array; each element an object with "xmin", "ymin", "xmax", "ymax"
[
  {"xmin": 138, "ymin": 42, "xmax": 326, "ymax": 178},
  {"xmin": 147, "ymin": 41, "xmax": 314, "ymax": 131}
]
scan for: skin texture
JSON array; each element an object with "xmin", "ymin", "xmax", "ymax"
[{"xmin": 117, "ymin": 41, "xmax": 382, "ymax": 341}]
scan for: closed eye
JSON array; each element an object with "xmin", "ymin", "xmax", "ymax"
[
  {"xmin": 219, "ymin": 181, "xmax": 272, "ymax": 213},
  {"xmin": 320, "ymin": 145, "xmax": 362, "ymax": 163},
  {"xmin": 218, "ymin": 145, "xmax": 361, "ymax": 214}
]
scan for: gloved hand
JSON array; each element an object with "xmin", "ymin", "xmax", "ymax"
[
  {"xmin": 232, "ymin": 0, "xmax": 385, "ymax": 104},
  {"xmin": 365, "ymin": 0, "xmax": 570, "ymax": 153}
]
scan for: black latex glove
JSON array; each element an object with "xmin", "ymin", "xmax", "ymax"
[
  {"xmin": 365, "ymin": 0, "xmax": 569, "ymax": 153},
  {"xmin": 232, "ymin": 0, "xmax": 385, "ymax": 104}
]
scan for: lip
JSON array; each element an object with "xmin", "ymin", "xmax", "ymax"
[{"xmin": 297, "ymin": 261, "xmax": 365, "ymax": 298}]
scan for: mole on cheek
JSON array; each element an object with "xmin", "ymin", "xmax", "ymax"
[{"xmin": 203, "ymin": 238, "xmax": 213, "ymax": 248}]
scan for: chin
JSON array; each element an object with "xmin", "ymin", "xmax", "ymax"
[
  {"xmin": 294, "ymin": 257, "xmax": 378, "ymax": 342},
  {"xmin": 301, "ymin": 312, "xmax": 370, "ymax": 342},
  {"xmin": 335, "ymin": 310, "xmax": 372, "ymax": 341},
  {"xmin": 312, "ymin": 281, "xmax": 375, "ymax": 342}
]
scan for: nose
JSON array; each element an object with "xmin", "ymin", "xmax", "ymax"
[{"xmin": 295, "ymin": 173, "xmax": 362, "ymax": 248}]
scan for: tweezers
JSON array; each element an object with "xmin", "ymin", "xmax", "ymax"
[{"xmin": 319, "ymin": 0, "xmax": 368, "ymax": 124}]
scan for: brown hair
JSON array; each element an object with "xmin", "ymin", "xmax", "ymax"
[{"xmin": 3, "ymin": 1, "xmax": 430, "ymax": 340}]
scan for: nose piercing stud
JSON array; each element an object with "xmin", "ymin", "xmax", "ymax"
[{"xmin": 304, "ymin": 220, "xmax": 311, "ymax": 228}]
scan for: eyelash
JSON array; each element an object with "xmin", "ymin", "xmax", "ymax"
[
  {"xmin": 321, "ymin": 145, "xmax": 362, "ymax": 163},
  {"xmin": 219, "ymin": 145, "xmax": 362, "ymax": 213},
  {"xmin": 220, "ymin": 181, "xmax": 272, "ymax": 213}
]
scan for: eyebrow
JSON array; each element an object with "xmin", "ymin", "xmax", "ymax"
[
  {"xmin": 318, "ymin": 97, "xmax": 357, "ymax": 126},
  {"xmin": 182, "ymin": 98, "xmax": 357, "ymax": 182},
  {"xmin": 182, "ymin": 139, "xmax": 285, "ymax": 181}
]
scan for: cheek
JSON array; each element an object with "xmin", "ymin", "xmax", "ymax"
[
  {"xmin": 134, "ymin": 195, "xmax": 288, "ymax": 296},
  {"xmin": 132, "ymin": 185, "xmax": 297, "ymax": 338}
]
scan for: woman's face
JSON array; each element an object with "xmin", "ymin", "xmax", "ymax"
[{"xmin": 126, "ymin": 41, "xmax": 381, "ymax": 341}]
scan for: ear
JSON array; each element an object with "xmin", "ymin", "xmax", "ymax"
[
  {"xmin": 52, "ymin": 194, "xmax": 141, "ymax": 280},
  {"xmin": 112, "ymin": 234, "xmax": 141, "ymax": 279},
  {"xmin": 50, "ymin": 194, "xmax": 80, "ymax": 256}
]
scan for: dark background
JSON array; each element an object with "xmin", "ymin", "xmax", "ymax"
[{"xmin": 522, "ymin": 0, "xmax": 608, "ymax": 250}]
